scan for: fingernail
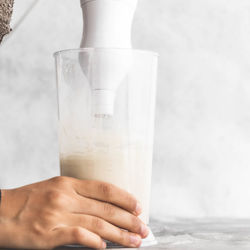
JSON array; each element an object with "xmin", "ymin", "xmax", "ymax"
[
  {"xmin": 101, "ymin": 241, "xmax": 106, "ymax": 249},
  {"xmin": 140, "ymin": 224, "xmax": 149, "ymax": 238},
  {"xmin": 135, "ymin": 202, "xmax": 142, "ymax": 215},
  {"xmin": 129, "ymin": 235, "xmax": 141, "ymax": 247}
]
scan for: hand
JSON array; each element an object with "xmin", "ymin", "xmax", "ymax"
[{"xmin": 0, "ymin": 176, "xmax": 148, "ymax": 249}]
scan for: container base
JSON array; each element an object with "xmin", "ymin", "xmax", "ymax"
[
  {"xmin": 65, "ymin": 227, "xmax": 157, "ymax": 248},
  {"xmin": 105, "ymin": 227, "xmax": 157, "ymax": 248}
]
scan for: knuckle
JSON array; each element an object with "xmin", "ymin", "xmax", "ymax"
[
  {"xmin": 126, "ymin": 194, "xmax": 137, "ymax": 211},
  {"xmin": 72, "ymin": 227, "xmax": 84, "ymax": 242},
  {"xmin": 98, "ymin": 182, "xmax": 112, "ymax": 199},
  {"xmin": 46, "ymin": 189, "xmax": 66, "ymax": 206},
  {"xmin": 50, "ymin": 176, "xmax": 69, "ymax": 187},
  {"xmin": 31, "ymin": 222, "xmax": 45, "ymax": 236},
  {"xmin": 78, "ymin": 215, "xmax": 87, "ymax": 225},
  {"xmin": 131, "ymin": 216, "xmax": 141, "ymax": 232},
  {"xmin": 118, "ymin": 229, "xmax": 128, "ymax": 245},
  {"xmin": 40, "ymin": 209, "xmax": 57, "ymax": 223},
  {"xmin": 103, "ymin": 202, "xmax": 115, "ymax": 217},
  {"xmin": 99, "ymin": 240, "xmax": 105, "ymax": 249},
  {"xmin": 91, "ymin": 217, "xmax": 104, "ymax": 230}
]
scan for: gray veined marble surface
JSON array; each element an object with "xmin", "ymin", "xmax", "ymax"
[{"xmin": 54, "ymin": 218, "xmax": 250, "ymax": 250}]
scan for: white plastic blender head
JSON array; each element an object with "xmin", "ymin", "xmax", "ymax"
[{"xmin": 80, "ymin": 0, "xmax": 138, "ymax": 116}]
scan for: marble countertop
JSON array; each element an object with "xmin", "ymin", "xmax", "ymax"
[{"xmin": 55, "ymin": 218, "xmax": 250, "ymax": 250}]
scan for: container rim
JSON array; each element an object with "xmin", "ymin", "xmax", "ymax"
[{"xmin": 53, "ymin": 47, "xmax": 158, "ymax": 58}]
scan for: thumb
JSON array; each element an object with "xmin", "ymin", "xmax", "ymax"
[{"xmin": 49, "ymin": 226, "xmax": 106, "ymax": 249}]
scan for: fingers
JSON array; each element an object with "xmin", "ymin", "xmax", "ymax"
[
  {"xmin": 74, "ymin": 180, "xmax": 142, "ymax": 216},
  {"xmin": 73, "ymin": 196, "xmax": 149, "ymax": 238},
  {"xmin": 68, "ymin": 214, "xmax": 142, "ymax": 248},
  {"xmin": 49, "ymin": 226, "xmax": 106, "ymax": 249}
]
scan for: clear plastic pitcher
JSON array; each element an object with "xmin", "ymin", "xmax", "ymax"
[{"xmin": 54, "ymin": 48, "xmax": 158, "ymax": 224}]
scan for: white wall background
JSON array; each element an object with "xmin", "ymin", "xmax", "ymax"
[{"xmin": 1, "ymin": 0, "xmax": 250, "ymax": 219}]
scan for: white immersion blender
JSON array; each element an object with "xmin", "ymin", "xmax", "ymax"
[
  {"xmin": 80, "ymin": 0, "xmax": 136, "ymax": 117},
  {"xmin": 79, "ymin": 0, "xmax": 157, "ymax": 247}
]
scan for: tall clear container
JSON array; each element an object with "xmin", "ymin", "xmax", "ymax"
[{"xmin": 54, "ymin": 48, "xmax": 158, "ymax": 225}]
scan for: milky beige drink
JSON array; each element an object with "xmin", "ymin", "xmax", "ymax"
[
  {"xmin": 61, "ymin": 150, "xmax": 129, "ymax": 191},
  {"xmin": 60, "ymin": 130, "xmax": 152, "ymax": 224}
]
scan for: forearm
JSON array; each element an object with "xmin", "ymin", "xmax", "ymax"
[
  {"xmin": 0, "ymin": 0, "xmax": 14, "ymax": 43},
  {"xmin": 0, "ymin": 189, "xmax": 14, "ymax": 247},
  {"xmin": 0, "ymin": 217, "xmax": 13, "ymax": 248},
  {"xmin": 1, "ymin": 185, "xmax": 40, "ymax": 218},
  {"xmin": 0, "ymin": 188, "xmax": 30, "ymax": 248}
]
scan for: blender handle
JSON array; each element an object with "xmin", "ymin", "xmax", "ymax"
[{"xmin": 80, "ymin": 0, "xmax": 138, "ymax": 48}]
